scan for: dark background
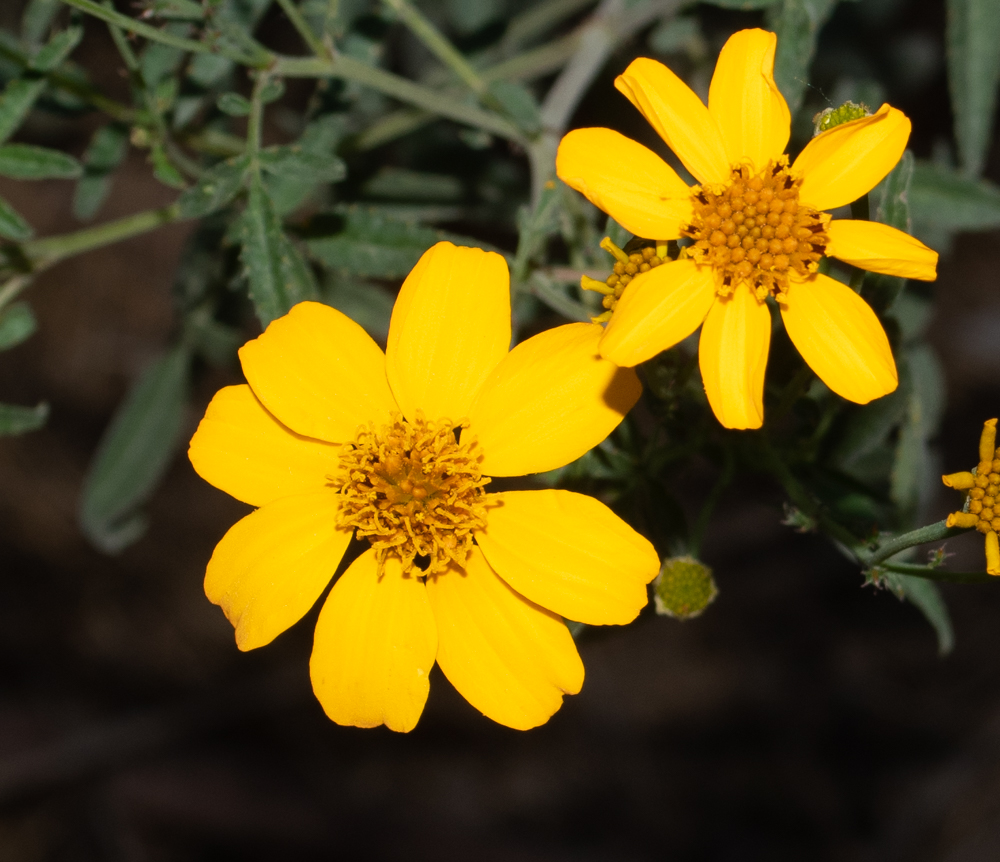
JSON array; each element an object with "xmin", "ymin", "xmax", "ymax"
[{"xmin": 3, "ymin": 1, "xmax": 1000, "ymax": 859}]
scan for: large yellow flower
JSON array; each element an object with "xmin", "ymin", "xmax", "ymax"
[
  {"xmin": 188, "ymin": 241, "xmax": 659, "ymax": 732},
  {"xmin": 556, "ymin": 28, "xmax": 938, "ymax": 430}
]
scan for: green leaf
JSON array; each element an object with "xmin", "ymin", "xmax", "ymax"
[
  {"xmin": 884, "ymin": 571, "xmax": 955, "ymax": 655},
  {"xmin": 0, "ymin": 401, "xmax": 48, "ymax": 436},
  {"xmin": 0, "ymin": 302, "xmax": 37, "ymax": 350},
  {"xmin": 947, "ymin": 0, "xmax": 1000, "ymax": 177},
  {"xmin": 237, "ymin": 172, "xmax": 320, "ymax": 326},
  {"xmin": 0, "ymin": 78, "xmax": 47, "ymax": 146},
  {"xmin": 0, "ymin": 195, "xmax": 33, "ymax": 241},
  {"xmin": 362, "ymin": 167, "xmax": 463, "ymax": 201},
  {"xmin": 176, "ymin": 154, "xmax": 249, "ymax": 218},
  {"xmin": 909, "ymin": 160, "xmax": 1000, "ymax": 232},
  {"xmin": 79, "ymin": 346, "xmax": 191, "ymax": 554},
  {"xmin": 259, "ymin": 78, "xmax": 285, "ymax": 104},
  {"xmin": 20, "ymin": 0, "xmax": 60, "ymax": 45},
  {"xmin": 216, "ymin": 91, "xmax": 252, "ymax": 116},
  {"xmin": 140, "ymin": 22, "xmax": 188, "ymax": 88},
  {"xmin": 142, "ymin": 0, "xmax": 205, "ymax": 20},
  {"xmin": 765, "ymin": 0, "xmax": 839, "ymax": 113},
  {"xmin": 260, "ymin": 113, "xmax": 348, "ymax": 215},
  {"xmin": 704, "ymin": 0, "xmax": 782, "ymax": 7},
  {"xmin": 74, "ymin": 123, "xmax": 130, "ymax": 220},
  {"xmin": 485, "ymin": 80, "xmax": 541, "ymax": 136},
  {"xmin": 259, "ymin": 146, "xmax": 346, "ymax": 183},
  {"xmin": 31, "ymin": 26, "xmax": 83, "ymax": 72},
  {"xmin": 322, "ymin": 276, "xmax": 396, "ymax": 341},
  {"xmin": 863, "ymin": 150, "xmax": 915, "ymax": 314},
  {"xmin": 304, "ymin": 206, "xmax": 446, "ymax": 279},
  {"xmin": 150, "ymin": 142, "xmax": 186, "ymax": 189},
  {"xmin": 0, "ymin": 143, "xmax": 82, "ymax": 180}
]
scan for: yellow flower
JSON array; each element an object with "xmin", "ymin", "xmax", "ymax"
[
  {"xmin": 942, "ymin": 418, "xmax": 1000, "ymax": 576},
  {"xmin": 556, "ymin": 28, "xmax": 938, "ymax": 430},
  {"xmin": 188, "ymin": 241, "xmax": 659, "ymax": 732}
]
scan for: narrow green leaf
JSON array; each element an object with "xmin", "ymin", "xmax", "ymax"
[
  {"xmin": 0, "ymin": 78, "xmax": 47, "ymax": 146},
  {"xmin": 21, "ymin": 0, "xmax": 61, "ymax": 45},
  {"xmin": 176, "ymin": 154, "xmax": 249, "ymax": 218},
  {"xmin": 909, "ymin": 160, "xmax": 1000, "ymax": 231},
  {"xmin": 258, "ymin": 146, "xmax": 346, "ymax": 182},
  {"xmin": 0, "ymin": 195, "xmax": 33, "ymax": 240},
  {"xmin": 322, "ymin": 276, "xmax": 395, "ymax": 342},
  {"xmin": 863, "ymin": 150, "xmax": 915, "ymax": 314},
  {"xmin": 362, "ymin": 167, "xmax": 463, "ymax": 201},
  {"xmin": 765, "ymin": 0, "xmax": 838, "ymax": 113},
  {"xmin": 0, "ymin": 401, "xmax": 48, "ymax": 436},
  {"xmin": 140, "ymin": 22, "xmax": 189, "ymax": 88},
  {"xmin": 31, "ymin": 26, "xmax": 84, "ymax": 72},
  {"xmin": 142, "ymin": 0, "xmax": 205, "ymax": 20},
  {"xmin": 150, "ymin": 142, "xmax": 186, "ymax": 189},
  {"xmin": 261, "ymin": 113, "xmax": 348, "ymax": 215},
  {"xmin": 884, "ymin": 571, "xmax": 955, "ymax": 655},
  {"xmin": 259, "ymin": 78, "xmax": 285, "ymax": 104},
  {"xmin": 238, "ymin": 173, "xmax": 319, "ymax": 325},
  {"xmin": 947, "ymin": 0, "xmax": 1000, "ymax": 177},
  {"xmin": 216, "ymin": 91, "xmax": 252, "ymax": 116},
  {"xmin": 0, "ymin": 143, "xmax": 82, "ymax": 180},
  {"xmin": 79, "ymin": 346, "xmax": 190, "ymax": 554},
  {"xmin": 74, "ymin": 123, "xmax": 130, "ymax": 220},
  {"xmin": 486, "ymin": 80, "xmax": 541, "ymax": 136},
  {"xmin": 0, "ymin": 302, "xmax": 37, "ymax": 350}
]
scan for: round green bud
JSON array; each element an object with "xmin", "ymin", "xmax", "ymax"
[
  {"xmin": 653, "ymin": 556, "xmax": 718, "ymax": 620},
  {"xmin": 813, "ymin": 101, "xmax": 871, "ymax": 136}
]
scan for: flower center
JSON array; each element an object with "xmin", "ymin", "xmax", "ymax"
[
  {"xmin": 581, "ymin": 238, "xmax": 669, "ymax": 323},
  {"xmin": 967, "ymin": 455, "xmax": 1000, "ymax": 535},
  {"xmin": 332, "ymin": 412, "xmax": 489, "ymax": 577},
  {"xmin": 682, "ymin": 159, "xmax": 829, "ymax": 302}
]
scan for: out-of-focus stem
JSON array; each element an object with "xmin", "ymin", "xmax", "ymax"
[{"xmin": 275, "ymin": 0, "xmax": 328, "ymax": 58}]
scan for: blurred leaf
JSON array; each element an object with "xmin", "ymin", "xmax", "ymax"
[
  {"xmin": 142, "ymin": 0, "xmax": 205, "ymax": 20},
  {"xmin": 79, "ymin": 346, "xmax": 191, "ymax": 554},
  {"xmin": 0, "ymin": 195, "xmax": 33, "ymax": 240},
  {"xmin": 884, "ymin": 571, "xmax": 954, "ymax": 655},
  {"xmin": 176, "ymin": 154, "xmax": 249, "ymax": 218},
  {"xmin": 74, "ymin": 123, "xmax": 130, "ymax": 220},
  {"xmin": 648, "ymin": 16, "xmax": 704, "ymax": 55},
  {"xmin": 322, "ymin": 276, "xmax": 396, "ymax": 341},
  {"xmin": 150, "ymin": 142, "xmax": 186, "ymax": 188},
  {"xmin": 261, "ymin": 113, "xmax": 349, "ymax": 215},
  {"xmin": 305, "ymin": 206, "xmax": 446, "ymax": 279},
  {"xmin": 0, "ymin": 401, "xmax": 48, "ymax": 436},
  {"xmin": 863, "ymin": 150, "xmax": 914, "ymax": 314},
  {"xmin": 0, "ymin": 144, "xmax": 82, "ymax": 179},
  {"xmin": 946, "ymin": 0, "xmax": 1000, "ymax": 177},
  {"xmin": 259, "ymin": 146, "xmax": 346, "ymax": 183},
  {"xmin": 0, "ymin": 78, "xmax": 47, "ymax": 146},
  {"xmin": 363, "ymin": 167, "xmax": 463, "ymax": 201},
  {"xmin": 140, "ymin": 22, "xmax": 188, "ymax": 88},
  {"xmin": 0, "ymin": 302, "xmax": 37, "ymax": 350},
  {"xmin": 216, "ymin": 91, "xmax": 252, "ymax": 116},
  {"xmin": 909, "ymin": 160, "xmax": 1000, "ymax": 232},
  {"xmin": 31, "ymin": 26, "xmax": 83, "ymax": 72},
  {"xmin": 603, "ymin": 215, "xmax": 632, "ymax": 250},
  {"xmin": 20, "ymin": 0, "xmax": 60, "ymax": 45},
  {"xmin": 765, "ymin": 0, "xmax": 839, "ymax": 113},
  {"xmin": 187, "ymin": 0, "xmax": 272, "ymax": 86},
  {"xmin": 486, "ymin": 81, "xmax": 541, "ymax": 136},
  {"xmin": 238, "ymin": 172, "xmax": 319, "ymax": 325},
  {"xmin": 704, "ymin": 0, "xmax": 782, "ymax": 7},
  {"xmin": 832, "ymin": 385, "xmax": 908, "ymax": 470},
  {"xmin": 259, "ymin": 78, "xmax": 285, "ymax": 104}
]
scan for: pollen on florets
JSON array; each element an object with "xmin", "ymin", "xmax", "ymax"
[
  {"xmin": 581, "ymin": 237, "xmax": 669, "ymax": 323},
  {"xmin": 331, "ymin": 411, "xmax": 490, "ymax": 577},
  {"xmin": 681, "ymin": 158, "xmax": 829, "ymax": 302}
]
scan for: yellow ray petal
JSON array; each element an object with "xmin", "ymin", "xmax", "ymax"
[
  {"xmin": 942, "ymin": 471, "xmax": 976, "ymax": 490},
  {"xmin": 205, "ymin": 489, "xmax": 353, "ymax": 651},
  {"xmin": 386, "ymin": 242, "xmax": 511, "ymax": 423},
  {"xmin": 426, "ymin": 547, "xmax": 583, "ymax": 730},
  {"xmin": 239, "ymin": 301, "xmax": 396, "ymax": 443},
  {"xmin": 615, "ymin": 57, "xmax": 730, "ymax": 186},
  {"xmin": 310, "ymin": 551, "xmax": 437, "ymax": 733},
  {"xmin": 600, "ymin": 259, "xmax": 717, "ymax": 367},
  {"xmin": 980, "ymin": 419, "xmax": 998, "ymax": 463},
  {"xmin": 477, "ymin": 490, "xmax": 659, "ymax": 625},
  {"xmin": 468, "ymin": 323, "xmax": 641, "ymax": 477},
  {"xmin": 948, "ymin": 512, "xmax": 980, "ymax": 529},
  {"xmin": 780, "ymin": 273, "xmax": 897, "ymax": 404},
  {"xmin": 556, "ymin": 128, "xmax": 693, "ymax": 239},
  {"xmin": 986, "ymin": 531, "xmax": 1000, "ymax": 576},
  {"xmin": 793, "ymin": 104, "xmax": 911, "ymax": 212},
  {"xmin": 698, "ymin": 283, "xmax": 771, "ymax": 429},
  {"xmin": 826, "ymin": 220, "xmax": 938, "ymax": 281},
  {"xmin": 708, "ymin": 29, "xmax": 790, "ymax": 172},
  {"xmin": 188, "ymin": 385, "xmax": 340, "ymax": 507}
]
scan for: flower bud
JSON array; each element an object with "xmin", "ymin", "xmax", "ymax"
[{"xmin": 653, "ymin": 556, "xmax": 718, "ymax": 620}]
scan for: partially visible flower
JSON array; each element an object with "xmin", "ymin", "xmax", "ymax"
[
  {"xmin": 942, "ymin": 418, "xmax": 1000, "ymax": 576},
  {"xmin": 556, "ymin": 28, "xmax": 938, "ymax": 429},
  {"xmin": 188, "ymin": 241, "xmax": 660, "ymax": 732}
]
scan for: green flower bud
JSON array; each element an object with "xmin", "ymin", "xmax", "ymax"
[
  {"xmin": 653, "ymin": 556, "xmax": 717, "ymax": 620},
  {"xmin": 813, "ymin": 101, "xmax": 871, "ymax": 136}
]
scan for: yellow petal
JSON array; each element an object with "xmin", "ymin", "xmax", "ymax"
[
  {"xmin": 826, "ymin": 220, "xmax": 938, "ymax": 281},
  {"xmin": 986, "ymin": 531, "xmax": 1000, "ymax": 576},
  {"xmin": 698, "ymin": 283, "xmax": 771, "ymax": 429},
  {"xmin": 708, "ymin": 29, "xmax": 790, "ymax": 172},
  {"xmin": 600, "ymin": 259, "xmax": 717, "ymax": 367},
  {"xmin": 980, "ymin": 419, "xmax": 998, "ymax": 463},
  {"xmin": 239, "ymin": 301, "xmax": 396, "ymax": 443},
  {"xmin": 780, "ymin": 273, "xmax": 897, "ymax": 404},
  {"xmin": 386, "ymin": 242, "xmax": 511, "ymax": 423},
  {"xmin": 948, "ymin": 512, "xmax": 980, "ymax": 529},
  {"xmin": 205, "ymin": 489, "xmax": 353, "ymax": 651},
  {"xmin": 556, "ymin": 128, "xmax": 693, "ymax": 239},
  {"xmin": 426, "ymin": 547, "xmax": 583, "ymax": 730},
  {"xmin": 310, "ymin": 551, "xmax": 437, "ymax": 733},
  {"xmin": 942, "ymin": 471, "xmax": 976, "ymax": 490},
  {"xmin": 615, "ymin": 57, "xmax": 730, "ymax": 186},
  {"xmin": 477, "ymin": 490, "xmax": 659, "ymax": 625},
  {"xmin": 793, "ymin": 104, "xmax": 911, "ymax": 212},
  {"xmin": 188, "ymin": 385, "xmax": 339, "ymax": 507},
  {"xmin": 468, "ymin": 323, "xmax": 641, "ymax": 477}
]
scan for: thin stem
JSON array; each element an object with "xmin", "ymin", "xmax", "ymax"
[
  {"xmin": 690, "ymin": 445, "xmax": 736, "ymax": 558},
  {"xmin": 880, "ymin": 562, "xmax": 995, "ymax": 584},
  {"xmin": 863, "ymin": 520, "xmax": 968, "ymax": 569},
  {"xmin": 769, "ymin": 362, "xmax": 813, "ymax": 424},
  {"xmin": 0, "ymin": 275, "xmax": 33, "ymax": 313},
  {"xmin": 381, "ymin": 0, "xmax": 487, "ymax": 96},
  {"xmin": 275, "ymin": 0, "xmax": 328, "ymax": 58},
  {"xmin": 503, "ymin": 0, "xmax": 597, "ymax": 50}
]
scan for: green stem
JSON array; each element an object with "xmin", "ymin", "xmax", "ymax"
[
  {"xmin": 275, "ymin": 54, "xmax": 524, "ymax": 142},
  {"xmin": 770, "ymin": 362, "xmax": 813, "ymax": 424},
  {"xmin": 381, "ymin": 0, "xmax": 487, "ymax": 96},
  {"xmin": 275, "ymin": 0, "xmax": 328, "ymax": 58},
  {"xmin": 880, "ymin": 562, "xmax": 995, "ymax": 584},
  {"xmin": 502, "ymin": 0, "xmax": 597, "ymax": 50},
  {"xmin": 690, "ymin": 445, "xmax": 735, "ymax": 558},
  {"xmin": 863, "ymin": 520, "xmax": 968, "ymax": 569}
]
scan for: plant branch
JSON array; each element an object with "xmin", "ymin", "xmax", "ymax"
[
  {"xmin": 862, "ymin": 520, "xmax": 969, "ymax": 569},
  {"xmin": 880, "ymin": 562, "xmax": 995, "ymax": 584},
  {"xmin": 275, "ymin": 0, "xmax": 328, "ymax": 58}
]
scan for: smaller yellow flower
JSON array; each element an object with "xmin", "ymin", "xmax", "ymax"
[
  {"xmin": 189, "ymin": 241, "xmax": 661, "ymax": 732},
  {"xmin": 942, "ymin": 418, "xmax": 1000, "ymax": 575}
]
